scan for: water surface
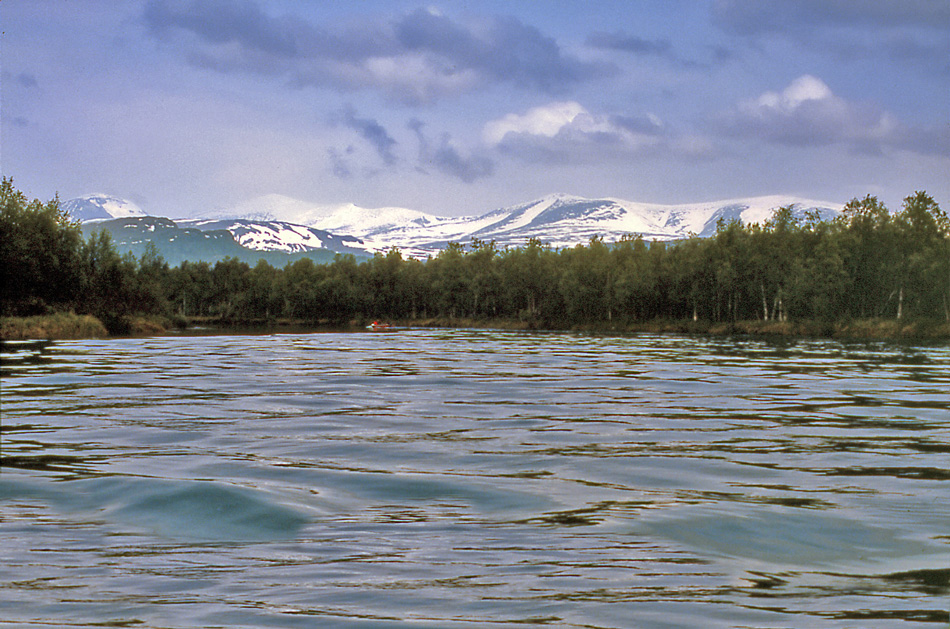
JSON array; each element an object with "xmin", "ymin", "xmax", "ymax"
[{"xmin": 1, "ymin": 329, "xmax": 948, "ymax": 627}]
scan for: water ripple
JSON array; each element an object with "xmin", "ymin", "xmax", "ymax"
[{"xmin": 1, "ymin": 331, "xmax": 948, "ymax": 628}]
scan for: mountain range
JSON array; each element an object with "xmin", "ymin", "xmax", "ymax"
[{"xmin": 63, "ymin": 193, "xmax": 843, "ymax": 265}]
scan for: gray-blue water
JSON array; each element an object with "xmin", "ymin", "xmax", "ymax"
[{"xmin": 1, "ymin": 329, "xmax": 948, "ymax": 628}]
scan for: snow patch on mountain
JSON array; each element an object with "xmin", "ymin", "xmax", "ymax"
[
  {"xmin": 202, "ymin": 194, "xmax": 430, "ymax": 233},
  {"xmin": 200, "ymin": 195, "xmax": 439, "ymax": 244},
  {"xmin": 179, "ymin": 218, "xmax": 366, "ymax": 255},
  {"xmin": 308, "ymin": 203, "xmax": 452, "ymax": 238},
  {"xmin": 653, "ymin": 195, "xmax": 837, "ymax": 237},
  {"xmin": 64, "ymin": 194, "xmax": 148, "ymax": 221},
  {"xmin": 201, "ymin": 194, "xmax": 323, "ymax": 223},
  {"xmin": 196, "ymin": 192, "xmax": 842, "ymax": 258},
  {"xmin": 68, "ymin": 191, "xmax": 843, "ymax": 261}
]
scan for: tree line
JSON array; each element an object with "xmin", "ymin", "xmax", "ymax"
[{"xmin": 3, "ymin": 177, "xmax": 948, "ymax": 333}]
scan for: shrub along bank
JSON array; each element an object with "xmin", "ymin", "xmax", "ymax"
[{"xmin": 2, "ymin": 178, "xmax": 948, "ymax": 340}]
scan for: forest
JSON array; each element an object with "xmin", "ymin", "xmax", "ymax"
[{"xmin": 2, "ymin": 177, "xmax": 949, "ymax": 337}]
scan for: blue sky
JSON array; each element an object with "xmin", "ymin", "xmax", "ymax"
[{"xmin": 3, "ymin": 0, "xmax": 948, "ymax": 217}]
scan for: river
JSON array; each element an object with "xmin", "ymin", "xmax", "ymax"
[{"xmin": 1, "ymin": 329, "xmax": 948, "ymax": 628}]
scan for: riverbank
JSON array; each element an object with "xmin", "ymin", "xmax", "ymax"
[
  {"xmin": 3, "ymin": 312, "xmax": 948, "ymax": 342},
  {"xmin": 407, "ymin": 316, "xmax": 950, "ymax": 340},
  {"xmin": 1, "ymin": 313, "xmax": 109, "ymax": 340},
  {"xmin": 577, "ymin": 317, "xmax": 950, "ymax": 340},
  {"xmin": 0, "ymin": 313, "xmax": 183, "ymax": 341}
]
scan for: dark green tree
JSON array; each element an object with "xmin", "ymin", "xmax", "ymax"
[
  {"xmin": 0, "ymin": 178, "xmax": 84, "ymax": 315},
  {"xmin": 210, "ymin": 257, "xmax": 251, "ymax": 319},
  {"xmin": 836, "ymin": 195, "xmax": 895, "ymax": 318},
  {"xmin": 80, "ymin": 230, "xmax": 140, "ymax": 330},
  {"xmin": 894, "ymin": 192, "xmax": 950, "ymax": 320}
]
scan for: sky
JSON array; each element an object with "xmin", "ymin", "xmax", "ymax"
[{"xmin": 2, "ymin": 0, "xmax": 949, "ymax": 218}]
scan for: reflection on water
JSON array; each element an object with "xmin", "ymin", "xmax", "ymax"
[{"xmin": 1, "ymin": 331, "xmax": 948, "ymax": 628}]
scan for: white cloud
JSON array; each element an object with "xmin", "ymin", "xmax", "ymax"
[
  {"xmin": 718, "ymin": 74, "xmax": 946, "ymax": 156},
  {"xmin": 357, "ymin": 54, "xmax": 482, "ymax": 103},
  {"xmin": 482, "ymin": 101, "xmax": 587, "ymax": 146},
  {"xmin": 749, "ymin": 74, "xmax": 833, "ymax": 112},
  {"xmin": 483, "ymin": 101, "xmax": 714, "ymax": 163},
  {"xmin": 145, "ymin": 2, "xmax": 609, "ymax": 104}
]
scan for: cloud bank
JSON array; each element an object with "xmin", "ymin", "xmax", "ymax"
[
  {"xmin": 713, "ymin": 0, "xmax": 950, "ymax": 74},
  {"xmin": 717, "ymin": 75, "xmax": 949, "ymax": 157},
  {"xmin": 410, "ymin": 120, "xmax": 494, "ymax": 183},
  {"xmin": 713, "ymin": 0, "xmax": 950, "ymax": 34},
  {"xmin": 143, "ymin": 1, "xmax": 610, "ymax": 103},
  {"xmin": 336, "ymin": 107, "xmax": 398, "ymax": 166},
  {"xmin": 484, "ymin": 101, "xmax": 711, "ymax": 162}
]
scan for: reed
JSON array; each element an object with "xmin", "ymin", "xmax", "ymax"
[{"xmin": 0, "ymin": 312, "xmax": 108, "ymax": 340}]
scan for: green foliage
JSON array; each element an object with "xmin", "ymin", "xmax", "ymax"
[
  {"xmin": 894, "ymin": 192, "xmax": 950, "ymax": 320},
  {"xmin": 1, "ymin": 178, "xmax": 84, "ymax": 315},
  {"xmin": 3, "ymin": 178, "xmax": 948, "ymax": 331},
  {"xmin": 1, "ymin": 179, "xmax": 174, "ymax": 331},
  {"xmin": 0, "ymin": 312, "xmax": 108, "ymax": 340}
]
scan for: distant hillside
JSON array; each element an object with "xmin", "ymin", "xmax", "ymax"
[
  {"xmin": 202, "ymin": 192, "xmax": 843, "ymax": 258},
  {"xmin": 80, "ymin": 217, "xmax": 345, "ymax": 267},
  {"xmin": 68, "ymin": 192, "xmax": 843, "ymax": 264},
  {"xmin": 63, "ymin": 195, "xmax": 147, "ymax": 221}
]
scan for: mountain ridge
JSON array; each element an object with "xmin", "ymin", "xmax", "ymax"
[
  {"xmin": 62, "ymin": 195, "xmax": 148, "ymax": 221},
  {"xmin": 193, "ymin": 191, "xmax": 841, "ymax": 257},
  {"xmin": 65, "ymin": 192, "xmax": 843, "ymax": 262}
]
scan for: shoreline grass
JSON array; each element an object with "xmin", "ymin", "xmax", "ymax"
[
  {"xmin": 0, "ymin": 313, "xmax": 108, "ymax": 340},
  {"xmin": 3, "ymin": 313, "xmax": 947, "ymax": 342},
  {"xmin": 402, "ymin": 316, "xmax": 950, "ymax": 340},
  {"xmin": 0, "ymin": 313, "xmax": 191, "ymax": 340}
]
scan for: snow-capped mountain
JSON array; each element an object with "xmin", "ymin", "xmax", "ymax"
[
  {"xmin": 66, "ymin": 194, "xmax": 368, "ymax": 263},
  {"xmin": 203, "ymin": 192, "xmax": 841, "ymax": 257},
  {"xmin": 67, "ymin": 192, "xmax": 843, "ymax": 263},
  {"xmin": 177, "ymin": 218, "xmax": 366, "ymax": 255},
  {"xmin": 63, "ymin": 194, "xmax": 148, "ymax": 221},
  {"xmin": 458, "ymin": 193, "xmax": 842, "ymax": 247},
  {"xmin": 78, "ymin": 216, "xmax": 351, "ymax": 267},
  {"xmin": 201, "ymin": 194, "xmax": 456, "ymax": 240}
]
